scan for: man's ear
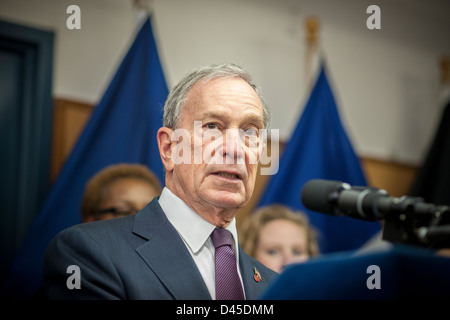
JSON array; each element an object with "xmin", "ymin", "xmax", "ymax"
[{"xmin": 157, "ymin": 127, "xmax": 174, "ymax": 172}]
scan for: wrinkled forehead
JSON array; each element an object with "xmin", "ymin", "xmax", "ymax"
[{"xmin": 182, "ymin": 77, "xmax": 264, "ymax": 118}]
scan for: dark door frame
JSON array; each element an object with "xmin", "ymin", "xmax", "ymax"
[{"xmin": 0, "ymin": 19, "xmax": 54, "ymax": 280}]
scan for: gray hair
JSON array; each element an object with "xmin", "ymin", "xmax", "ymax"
[{"xmin": 163, "ymin": 63, "xmax": 270, "ymax": 130}]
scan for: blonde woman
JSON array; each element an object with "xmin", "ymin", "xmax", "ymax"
[{"xmin": 239, "ymin": 204, "xmax": 320, "ymax": 273}]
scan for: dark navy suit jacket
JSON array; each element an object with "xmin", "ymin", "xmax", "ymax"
[{"xmin": 42, "ymin": 198, "xmax": 278, "ymax": 299}]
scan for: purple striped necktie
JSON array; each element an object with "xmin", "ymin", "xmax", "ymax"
[{"xmin": 210, "ymin": 227, "xmax": 245, "ymax": 300}]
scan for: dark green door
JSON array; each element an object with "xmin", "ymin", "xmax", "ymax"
[{"xmin": 0, "ymin": 20, "xmax": 54, "ymax": 288}]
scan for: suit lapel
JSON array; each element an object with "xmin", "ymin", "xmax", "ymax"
[
  {"xmin": 239, "ymin": 247, "xmax": 271, "ymax": 300},
  {"xmin": 133, "ymin": 199, "xmax": 211, "ymax": 300}
]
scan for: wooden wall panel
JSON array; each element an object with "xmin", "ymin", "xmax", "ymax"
[
  {"xmin": 51, "ymin": 98, "xmax": 93, "ymax": 181},
  {"xmin": 362, "ymin": 157, "xmax": 417, "ymax": 197},
  {"xmin": 236, "ymin": 156, "xmax": 418, "ymax": 227},
  {"xmin": 50, "ymin": 98, "xmax": 418, "ymax": 225}
]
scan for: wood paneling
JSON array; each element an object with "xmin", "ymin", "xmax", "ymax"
[
  {"xmin": 236, "ymin": 150, "xmax": 419, "ymax": 227},
  {"xmin": 50, "ymin": 98, "xmax": 419, "ymax": 226},
  {"xmin": 51, "ymin": 98, "xmax": 93, "ymax": 181},
  {"xmin": 362, "ymin": 157, "xmax": 417, "ymax": 197}
]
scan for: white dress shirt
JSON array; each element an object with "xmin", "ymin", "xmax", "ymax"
[{"xmin": 158, "ymin": 187, "xmax": 245, "ymax": 299}]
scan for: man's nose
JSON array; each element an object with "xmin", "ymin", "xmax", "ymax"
[{"xmin": 220, "ymin": 129, "xmax": 245, "ymax": 162}]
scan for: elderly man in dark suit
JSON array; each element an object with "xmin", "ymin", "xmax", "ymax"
[{"xmin": 43, "ymin": 63, "xmax": 278, "ymax": 300}]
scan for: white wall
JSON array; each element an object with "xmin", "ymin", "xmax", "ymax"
[{"xmin": 1, "ymin": 0, "xmax": 449, "ymax": 165}]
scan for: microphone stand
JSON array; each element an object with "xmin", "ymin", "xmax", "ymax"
[{"xmin": 381, "ymin": 196, "xmax": 450, "ymax": 249}]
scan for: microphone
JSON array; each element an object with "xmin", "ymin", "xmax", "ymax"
[
  {"xmin": 300, "ymin": 179, "xmax": 445, "ymax": 221},
  {"xmin": 301, "ymin": 179, "xmax": 391, "ymax": 221},
  {"xmin": 301, "ymin": 179, "xmax": 450, "ymax": 248}
]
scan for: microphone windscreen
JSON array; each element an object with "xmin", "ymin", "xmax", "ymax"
[{"xmin": 301, "ymin": 179, "xmax": 345, "ymax": 214}]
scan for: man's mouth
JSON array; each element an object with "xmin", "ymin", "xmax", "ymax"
[{"xmin": 212, "ymin": 172, "xmax": 242, "ymax": 180}]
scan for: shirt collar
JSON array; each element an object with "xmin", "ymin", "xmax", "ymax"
[{"xmin": 158, "ymin": 187, "xmax": 240, "ymax": 254}]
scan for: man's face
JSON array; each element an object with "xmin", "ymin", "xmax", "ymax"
[{"xmin": 166, "ymin": 77, "xmax": 265, "ymax": 223}]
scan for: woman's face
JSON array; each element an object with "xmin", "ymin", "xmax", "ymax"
[
  {"xmin": 87, "ymin": 178, "xmax": 158, "ymax": 221},
  {"xmin": 254, "ymin": 219, "xmax": 310, "ymax": 273}
]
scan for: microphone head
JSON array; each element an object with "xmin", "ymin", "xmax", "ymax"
[{"xmin": 301, "ymin": 179, "xmax": 348, "ymax": 214}]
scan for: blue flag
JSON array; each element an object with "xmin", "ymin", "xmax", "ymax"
[
  {"xmin": 2, "ymin": 17, "xmax": 168, "ymax": 299},
  {"xmin": 259, "ymin": 63, "xmax": 380, "ymax": 253}
]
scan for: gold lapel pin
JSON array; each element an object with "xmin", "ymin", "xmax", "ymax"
[{"xmin": 253, "ymin": 267, "xmax": 261, "ymax": 283}]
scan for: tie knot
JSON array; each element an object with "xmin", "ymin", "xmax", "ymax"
[{"xmin": 211, "ymin": 227, "xmax": 233, "ymax": 249}]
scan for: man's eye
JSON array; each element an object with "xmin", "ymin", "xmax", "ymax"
[
  {"xmin": 206, "ymin": 123, "xmax": 219, "ymax": 130},
  {"xmin": 244, "ymin": 128, "xmax": 258, "ymax": 136}
]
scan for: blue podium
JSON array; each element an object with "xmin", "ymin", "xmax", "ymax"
[{"xmin": 259, "ymin": 244, "xmax": 450, "ymax": 300}]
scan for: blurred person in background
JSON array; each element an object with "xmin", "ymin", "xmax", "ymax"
[
  {"xmin": 239, "ymin": 204, "xmax": 320, "ymax": 273},
  {"xmin": 81, "ymin": 163, "xmax": 162, "ymax": 222}
]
